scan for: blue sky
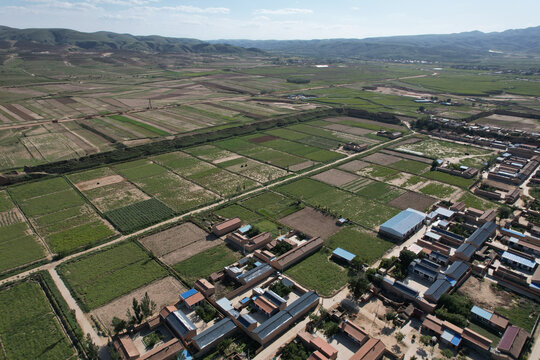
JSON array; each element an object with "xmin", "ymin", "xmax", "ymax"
[{"xmin": 0, "ymin": 0, "xmax": 539, "ymax": 40}]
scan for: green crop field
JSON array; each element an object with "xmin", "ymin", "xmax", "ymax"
[
  {"xmin": 285, "ymin": 250, "xmax": 348, "ymax": 296},
  {"xmin": 241, "ymin": 191, "xmax": 303, "ymax": 219},
  {"xmin": 213, "ymin": 203, "xmax": 285, "ymax": 236},
  {"xmin": 184, "ymin": 145, "xmax": 240, "ymax": 163},
  {"xmin": 9, "ymin": 177, "xmax": 115, "ymax": 254},
  {"xmin": 0, "ymin": 191, "xmax": 46, "ymax": 274},
  {"xmin": 423, "ymin": 170, "xmax": 475, "ymax": 188},
  {"xmin": 107, "ymin": 115, "xmax": 170, "ymax": 136},
  {"xmin": 355, "ymin": 182, "xmax": 404, "ymax": 202},
  {"xmin": 0, "ymin": 281, "xmax": 75, "ymax": 359},
  {"xmin": 395, "ymin": 139, "xmax": 491, "ymax": 159},
  {"xmin": 419, "ymin": 183, "xmax": 457, "ymax": 198},
  {"xmin": 327, "ymin": 227, "xmax": 393, "ymax": 265},
  {"xmin": 153, "ymin": 151, "xmax": 257, "ymax": 196},
  {"xmin": 277, "ymin": 178, "xmax": 399, "ymax": 229},
  {"xmin": 357, "ymin": 164, "xmax": 401, "ymax": 181},
  {"xmin": 114, "ymin": 160, "xmax": 219, "ymax": 212},
  {"xmin": 173, "ymin": 244, "xmax": 241, "ymax": 286},
  {"xmin": 458, "ymin": 192, "xmax": 497, "ymax": 211},
  {"xmin": 104, "ymin": 198, "xmax": 175, "ymax": 233},
  {"xmin": 58, "ymin": 242, "xmax": 167, "ymax": 311},
  {"xmin": 389, "ymin": 159, "xmax": 429, "ymax": 174}
]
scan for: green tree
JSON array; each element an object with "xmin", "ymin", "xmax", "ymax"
[
  {"xmin": 395, "ymin": 332, "xmax": 405, "ymax": 343},
  {"xmin": 111, "ymin": 317, "xmax": 127, "ymax": 334},
  {"xmin": 349, "ymin": 273, "xmax": 370, "ymax": 297},
  {"xmin": 498, "ymin": 206, "xmax": 512, "ymax": 219},
  {"xmin": 84, "ymin": 334, "xmax": 99, "ymax": 360}
]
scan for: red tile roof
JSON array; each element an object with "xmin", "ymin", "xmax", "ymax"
[
  {"xmin": 184, "ymin": 291, "xmax": 204, "ymax": 307},
  {"xmin": 350, "ymin": 338, "xmax": 386, "ymax": 360},
  {"xmin": 310, "ymin": 337, "xmax": 338, "ymax": 359},
  {"xmin": 340, "ymin": 320, "xmax": 368, "ymax": 344},
  {"xmin": 498, "ymin": 326, "xmax": 530, "ymax": 359},
  {"xmin": 119, "ymin": 335, "xmax": 140, "ymax": 359},
  {"xmin": 462, "ymin": 327, "xmax": 492, "ymax": 352},
  {"xmin": 308, "ymin": 350, "xmax": 329, "ymax": 360},
  {"xmin": 254, "ymin": 296, "xmax": 277, "ymax": 315}
]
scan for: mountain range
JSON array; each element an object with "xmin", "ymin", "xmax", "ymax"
[{"xmin": 1, "ymin": 25, "xmax": 539, "ymax": 61}]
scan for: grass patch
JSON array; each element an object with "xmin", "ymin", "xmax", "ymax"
[
  {"xmin": 173, "ymin": 244, "xmax": 241, "ymax": 286},
  {"xmin": 241, "ymin": 191, "xmax": 303, "ymax": 219},
  {"xmin": 419, "ymin": 183, "xmax": 456, "ymax": 198},
  {"xmin": 285, "ymin": 249, "xmax": 348, "ymax": 296},
  {"xmin": 424, "ymin": 170, "xmax": 475, "ymax": 188},
  {"xmin": 327, "ymin": 227, "xmax": 393, "ymax": 265},
  {"xmin": 355, "ymin": 182, "xmax": 404, "ymax": 202},
  {"xmin": 459, "ymin": 192, "xmax": 497, "ymax": 211},
  {"xmin": 389, "ymin": 159, "xmax": 429, "ymax": 174},
  {"xmin": 108, "ymin": 115, "xmax": 170, "ymax": 136},
  {"xmin": 496, "ymin": 299, "xmax": 539, "ymax": 333}
]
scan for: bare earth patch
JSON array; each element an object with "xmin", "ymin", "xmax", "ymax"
[
  {"xmin": 75, "ymin": 175, "xmax": 125, "ymax": 191},
  {"xmin": 380, "ymin": 149, "xmax": 432, "ymax": 164},
  {"xmin": 91, "ymin": 276, "xmax": 186, "ymax": 331},
  {"xmin": 388, "ymin": 192, "xmax": 437, "ymax": 211},
  {"xmin": 364, "ymin": 153, "xmax": 401, "ymax": 166},
  {"xmin": 339, "ymin": 160, "xmax": 370, "ymax": 172},
  {"xmin": 289, "ymin": 160, "xmax": 317, "ymax": 172},
  {"xmin": 326, "ymin": 116, "xmax": 405, "ymax": 130},
  {"xmin": 458, "ymin": 276, "xmax": 513, "ymax": 312},
  {"xmin": 139, "ymin": 222, "xmax": 213, "ymax": 258},
  {"xmin": 279, "ymin": 207, "xmax": 340, "ymax": 240},
  {"xmin": 311, "ymin": 169, "xmax": 360, "ymax": 187}
]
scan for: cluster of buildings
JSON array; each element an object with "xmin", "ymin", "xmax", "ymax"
[{"xmin": 374, "ymin": 199, "xmax": 537, "ymax": 359}]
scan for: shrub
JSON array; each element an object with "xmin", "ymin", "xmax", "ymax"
[{"xmin": 195, "ymin": 301, "xmax": 217, "ymax": 323}]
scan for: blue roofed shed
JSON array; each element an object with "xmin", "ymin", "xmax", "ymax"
[
  {"xmin": 180, "ymin": 288, "xmax": 197, "ymax": 300},
  {"xmin": 471, "ymin": 306, "xmax": 493, "ymax": 323},
  {"xmin": 238, "ymin": 225, "xmax": 252, "ymax": 234},
  {"xmin": 501, "ymin": 251, "xmax": 537, "ymax": 271},
  {"xmin": 332, "ymin": 247, "xmax": 356, "ymax": 263}
]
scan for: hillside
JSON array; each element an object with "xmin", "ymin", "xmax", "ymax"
[
  {"xmin": 211, "ymin": 26, "xmax": 540, "ymax": 61},
  {"xmin": 0, "ymin": 26, "xmax": 260, "ymax": 55}
]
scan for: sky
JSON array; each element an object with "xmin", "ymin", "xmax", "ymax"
[{"xmin": 0, "ymin": 0, "xmax": 539, "ymax": 40}]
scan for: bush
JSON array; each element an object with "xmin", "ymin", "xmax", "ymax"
[
  {"xmin": 281, "ymin": 341, "xmax": 309, "ymax": 360},
  {"xmin": 270, "ymin": 281, "xmax": 292, "ymax": 298},
  {"xmin": 142, "ymin": 330, "xmax": 164, "ymax": 348},
  {"xmin": 441, "ymin": 349, "xmax": 454, "ymax": 358},
  {"xmin": 195, "ymin": 301, "xmax": 217, "ymax": 323},
  {"xmin": 286, "ymin": 77, "xmax": 310, "ymax": 84}
]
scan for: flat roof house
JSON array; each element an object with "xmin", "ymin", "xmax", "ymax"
[{"xmin": 379, "ymin": 208, "xmax": 426, "ymax": 241}]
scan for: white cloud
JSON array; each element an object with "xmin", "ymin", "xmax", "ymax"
[
  {"xmin": 254, "ymin": 8, "xmax": 312, "ymax": 15},
  {"xmin": 26, "ymin": 0, "xmax": 99, "ymax": 11},
  {"xmin": 152, "ymin": 5, "xmax": 230, "ymax": 14}
]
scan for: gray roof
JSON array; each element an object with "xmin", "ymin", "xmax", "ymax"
[
  {"xmin": 192, "ymin": 318, "xmax": 236, "ymax": 350},
  {"xmin": 424, "ymin": 278, "xmax": 452, "ymax": 302},
  {"xmin": 456, "ymin": 243, "xmax": 476, "ymax": 259},
  {"xmin": 285, "ymin": 291, "xmax": 318, "ymax": 318},
  {"xmin": 252, "ymin": 310, "xmax": 292, "ymax": 340},
  {"xmin": 393, "ymin": 280, "xmax": 419, "ymax": 298},
  {"xmin": 444, "ymin": 261, "xmax": 469, "ymax": 280},
  {"xmin": 237, "ymin": 263, "xmax": 273, "ymax": 284},
  {"xmin": 264, "ymin": 289, "xmax": 287, "ymax": 307},
  {"xmin": 166, "ymin": 310, "xmax": 196, "ymax": 338},
  {"xmin": 466, "ymin": 222, "xmax": 496, "ymax": 248},
  {"xmin": 379, "ymin": 208, "xmax": 426, "ymax": 238},
  {"xmin": 252, "ymin": 291, "xmax": 319, "ymax": 341},
  {"xmin": 410, "ymin": 260, "xmax": 438, "ymax": 279},
  {"xmin": 238, "ymin": 313, "xmax": 257, "ymax": 328}
]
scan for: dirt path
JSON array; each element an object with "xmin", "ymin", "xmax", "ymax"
[{"xmin": 48, "ymin": 268, "xmax": 110, "ymax": 359}]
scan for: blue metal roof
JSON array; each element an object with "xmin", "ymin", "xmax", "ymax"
[
  {"xmin": 239, "ymin": 225, "xmax": 252, "ymax": 234},
  {"xmin": 435, "ymin": 207, "xmax": 455, "ymax": 218},
  {"xmin": 180, "ymin": 288, "xmax": 197, "ymax": 300},
  {"xmin": 379, "ymin": 208, "xmax": 426, "ymax": 238},
  {"xmin": 216, "ymin": 297, "xmax": 233, "ymax": 312},
  {"xmin": 237, "ymin": 263, "xmax": 272, "ymax": 284},
  {"xmin": 502, "ymin": 251, "xmax": 536, "ymax": 269},
  {"xmin": 425, "ymin": 231, "xmax": 441, "ymax": 241},
  {"xmin": 192, "ymin": 318, "xmax": 236, "ymax": 350},
  {"xmin": 445, "ymin": 276, "xmax": 457, "ymax": 286},
  {"xmin": 442, "ymin": 329, "xmax": 461, "ymax": 346},
  {"xmin": 466, "ymin": 222, "xmax": 496, "ymax": 248},
  {"xmin": 471, "ymin": 305, "xmax": 493, "ymax": 322},
  {"xmin": 240, "ymin": 297, "xmax": 250, "ymax": 304},
  {"xmin": 502, "ymin": 228, "xmax": 526, "ymax": 238},
  {"xmin": 332, "ymin": 247, "xmax": 356, "ymax": 262}
]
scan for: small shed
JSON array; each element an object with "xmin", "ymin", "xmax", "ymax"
[{"xmin": 332, "ymin": 247, "xmax": 356, "ymax": 263}]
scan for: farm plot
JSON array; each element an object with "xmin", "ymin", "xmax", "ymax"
[
  {"xmin": 173, "ymin": 244, "xmax": 241, "ymax": 286},
  {"xmin": 240, "ymin": 191, "xmax": 303, "ymax": 220},
  {"xmin": 419, "ymin": 182, "xmax": 459, "ymax": 199},
  {"xmin": 0, "ymin": 190, "xmax": 47, "ymax": 274},
  {"xmin": 355, "ymin": 164, "xmax": 401, "ymax": 181},
  {"xmin": 279, "ymin": 207, "xmax": 341, "ymax": 240},
  {"xmin": 139, "ymin": 222, "xmax": 220, "ymax": 265},
  {"xmin": 311, "ymin": 168, "xmax": 360, "ymax": 187},
  {"xmin": 277, "ymin": 178, "xmax": 400, "ymax": 229},
  {"xmin": 184, "ymin": 144, "xmax": 241, "ymax": 163},
  {"xmin": 423, "ymin": 170, "xmax": 476, "ymax": 188},
  {"xmin": 9, "ymin": 177, "xmax": 116, "ymax": 254},
  {"xmin": 91, "ymin": 276, "xmax": 186, "ymax": 332},
  {"xmin": 458, "ymin": 192, "xmax": 497, "ymax": 211},
  {"xmin": 104, "ymin": 199, "xmax": 175, "ymax": 234},
  {"xmin": 0, "ymin": 281, "xmax": 76, "ymax": 360},
  {"xmin": 388, "ymin": 159, "xmax": 430, "ymax": 175},
  {"xmin": 338, "ymin": 159, "xmax": 371, "ymax": 172},
  {"xmin": 58, "ymin": 242, "xmax": 168, "ymax": 311},
  {"xmin": 327, "ymin": 227, "xmax": 393, "ymax": 265},
  {"xmin": 152, "ymin": 152, "xmax": 257, "ymax": 196},
  {"xmin": 215, "ymin": 138, "xmax": 307, "ymax": 168},
  {"xmin": 395, "ymin": 138, "xmax": 492, "ymax": 159},
  {"xmin": 355, "ymin": 182, "xmax": 405, "ymax": 203},
  {"xmin": 106, "ymin": 115, "xmax": 170, "ymax": 137},
  {"xmin": 21, "ymin": 132, "xmax": 86, "ymax": 163},
  {"xmin": 363, "ymin": 152, "xmax": 401, "ymax": 166},
  {"xmin": 256, "ymin": 134, "xmax": 344, "ymax": 162},
  {"xmin": 388, "ymin": 191, "xmax": 437, "ymax": 211},
  {"xmin": 114, "ymin": 160, "xmax": 219, "ymax": 213},
  {"xmin": 219, "ymin": 157, "xmax": 288, "ymax": 183},
  {"xmin": 285, "ymin": 250, "xmax": 348, "ymax": 296},
  {"xmin": 68, "ymin": 167, "xmax": 150, "ymax": 213}
]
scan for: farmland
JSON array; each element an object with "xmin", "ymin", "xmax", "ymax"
[
  {"xmin": 58, "ymin": 242, "xmax": 168, "ymax": 311},
  {"xmin": 0, "ymin": 190, "xmax": 47, "ymax": 274},
  {"xmin": 285, "ymin": 250, "xmax": 348, "ymax": 296},
  {"xmin": 327, "ymin": 227, "xmax": 393, "ymax": 265},
  {"xmin": 0, "ymin": 281, "xmax": 75, "ymax": 359},
  {"xmin": 9, "ymin": 177, "xmax": 116, "ymax": 254},
  {"xmin": 173, "ymin": 244, "xmax": 241, "ymax": 286}
]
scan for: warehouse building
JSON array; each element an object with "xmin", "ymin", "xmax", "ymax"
[{"xmin": 379, "ymin": 208, "xmax": 426, "ymax": 241}]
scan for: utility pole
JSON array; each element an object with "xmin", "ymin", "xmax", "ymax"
[{"xmin": 148, "ymin": 99, "xmax": 152, "ymax": 109}]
